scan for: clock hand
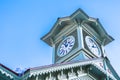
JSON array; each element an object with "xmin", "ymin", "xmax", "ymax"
[
  {"xmin": 63, "ymin": 40, "xmax": 68, "ymax": 47},
  {"xmin": 92, "ymin": 44, "xmax": 97, "ymax": 48}
]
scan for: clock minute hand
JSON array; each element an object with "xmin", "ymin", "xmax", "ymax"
[{"xmin": 92, "ymin": 44, "xmax": 97, "ymax": 48}]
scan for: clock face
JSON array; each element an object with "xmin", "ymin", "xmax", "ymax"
[
  {"xmin": 85, "ymin": 36, "xmax": 101, "ymax": 57},
  {"xmin": 57, "ymin": 36, "xmax": 75, "ymax": 57}
]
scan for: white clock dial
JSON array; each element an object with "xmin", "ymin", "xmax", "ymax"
[
  {"xmin": 57, "ymin": 36, "xmax": 75, "ymax": 57},
  {"xmin": 85, "ymin": 36, "xmax": 101, "ymax": 57}
]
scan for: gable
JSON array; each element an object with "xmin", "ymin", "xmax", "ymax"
[{"xmin": 105, "ymin": 58, "xmax": 120, "ymax": 80}]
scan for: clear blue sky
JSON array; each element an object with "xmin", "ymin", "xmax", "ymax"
[{"xmin": 0, "ymin": 0, "xmax": 120, "ymax": 75}]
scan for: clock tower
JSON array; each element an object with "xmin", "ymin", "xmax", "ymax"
[
  {"xmin": 41, "ymin": 9, "xmax": 113, "ymax": 64},
  {"xmin": 0, "ymin": 8, "xmax": 119, "ymax": 80}
]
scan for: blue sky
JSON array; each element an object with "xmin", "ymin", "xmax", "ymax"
[{"xmin": 0, "ymin": 0, "xmax": 120, "ymax": 75}]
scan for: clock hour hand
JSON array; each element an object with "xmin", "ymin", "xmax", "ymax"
[{"xmin": 63, "ymin": 40, "xmax": 68, "ymax": 47}]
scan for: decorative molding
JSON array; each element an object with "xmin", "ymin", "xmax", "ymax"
[
  {"xmin": 0, "ymin": 68, "xmax": 14, "ymax": 79},
  {"xmin": 25, "ymin": 58, "xmax": 116, "ymax": 80}
]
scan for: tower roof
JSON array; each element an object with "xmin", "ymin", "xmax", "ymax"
[{"xmin": 41, "ymin": 8, "xmax": 114, "ymax": 46}]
